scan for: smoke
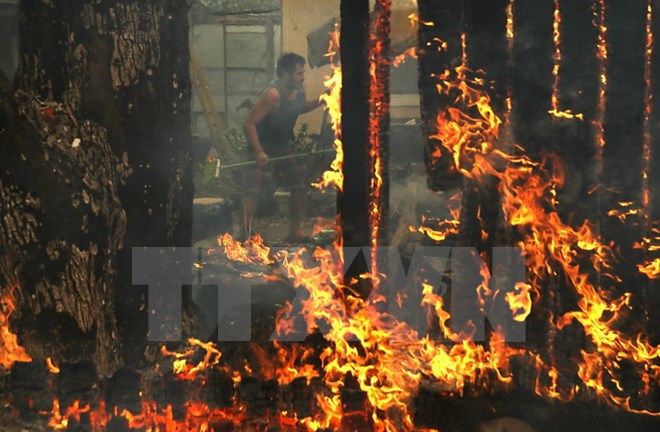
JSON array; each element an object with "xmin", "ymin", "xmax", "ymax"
[{"xmin": 389, "ymin": 166, "xmax": 456, "ymax": 234}]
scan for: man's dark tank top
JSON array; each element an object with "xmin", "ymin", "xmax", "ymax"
[{"xmin": 256, "ymin": 79, "xmax": 305, "ymax": 153}]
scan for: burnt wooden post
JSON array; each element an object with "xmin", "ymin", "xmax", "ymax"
[
  {"xmin": 540, "ymin": 0, "xmax": 600, "ymax": 389},
  {"xmin": 601, "ymin": 0, "xmax": 650, "ymax": 367},
  {"xmin": 551, "ymin": 0, "xmax": 599, "ymax": 222},
  {"xmin": 464, "ymin": 0, "xmax": 509, "ymax": 113},
  {"xmin": 369, "ymin": 0, "xmax": 391, "ymax": 251},
  {"xmin": 509, "ymin": 0, "xmax": 556, "ymax": 369},
  {"xmin": 460, "ymin": 0, "xmax": 509, "ymax": 251},
  {"xmin": 512, "ymin": 0, "xmax": 554, "ymax": 159},
  {"xmin": 339, "ymin": 0, "xmax": 371, "ymax": 283},
  {"xmin": 650, "ymin": 0, "xmax": 660, "ymax": 344},
  {"xmin": 418, "ymin": 0, "xmax": 463, "ymax": 192}
]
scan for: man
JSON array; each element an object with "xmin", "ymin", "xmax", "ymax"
[{"xmin": 241, "ymin": 53, "xmax": 322, "ymax": 242}]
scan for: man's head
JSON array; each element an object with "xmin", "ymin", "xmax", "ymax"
[{"xmin": 277, "ymin": 53, "xmax": 306, "ymax": 90}]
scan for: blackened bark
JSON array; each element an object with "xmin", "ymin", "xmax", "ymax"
[{"xmin": 0, "ymin": 0, "xmax": 193, "ymax": 375}]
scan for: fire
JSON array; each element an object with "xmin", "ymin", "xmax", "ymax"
[
  {"xmin": 0, "ymin": 287, "xmax": 32, "ymax": 370},
  {"xmin": 594, "ymin": 0, "xmax": 609, "ymax": 167},
  {"xmin": 217, "ymin": 233, "xmax": 273, "ymax": 266},
  {"xmin": 642, "ymin": 0, "xmax": 653, "ymax": 225},
  {"xmin": 161, "ymin": 338, "xmax": 222, "ymax": 382},
  {"xmin": 367, "ymin": 0, "xmax": 391, "ymax": 280},
  {"xmin": 409, "ymin": 216, "xmax": 460, "ymax": 242},
  {"xmin": 46, "ymin": 399, "xmax": 90, "ymax": 430},
  {"xmin": 505, "ymin": 282, "xmax": 533, "ymax": 322},
  {"xmin": 639, "ymin": 258, "xmax": 660, "ymax": 279},
  {"xmin": 548, "ymin": 0, "xmax": 584, "ymax": 121},
  {"xmin": 506, "ymin": 0, "xmax": 515, "ymax": 43},
  {"xmin": 607, "ymin": 201, "xmax": 642, "ymax": 223},
  {"xmin": 392, "ymin": 47, "xmax": 418, "ymax": 68},
  {"xmin": 408, "ymin": 12, "xmax": 433, "ymax": 27},
  {"xmin": 46, "ymin": 357, "xmax": 61, "ymax": 374},
  {"xmin": 425, "ymin": 35, "xmax": 660, "ymax": 416},
  {"xmin": 313, "ymin": 28, "xmax": 345, "ymax": 192}
]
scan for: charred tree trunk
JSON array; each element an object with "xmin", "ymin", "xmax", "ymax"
[{"xmin": 0, "ymin": 0, "xmax": 193, "ymax": 376}]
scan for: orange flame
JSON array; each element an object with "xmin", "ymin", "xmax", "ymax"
[
  {"xmin": 505, "ymin": 282, "xmax": 533, "ymax": 322},
  {"xmin": 46, "ymin": 399, "xmax": 90, "ymax": 430},
  {"xmin": 393, "ymin": 47, "xmax": 418, "ymax": 68},
  {"xmin": 594, "ymin": 0, "xmax": 609, "ymax": 169},
  {"xmin": 161, "ymin": 338, "xmax": 222, "ymax": 382},
  {"xmin": 217, "ymin": 233, "xmax": 273, "ymax": 266},
  {"xmin": 314, "ymin": 28, "xmax": 345, "ymax": 192},
  {"xmin": 409, "ymin": 216, "xmax": 460, "ymax": 242},
  {"xmin": 506, "ymin": 0, "xmax": 515, "ymax": 43},
  {"xmin": 639, "ymin": 258, "xmax": 660, "ymax": 279},
  {"xmin": 548, "ymin": 0, "xmax": 584, "ymax": 121},
  {"xmin": 642, "ymin": 0, "xmax": 653, "ymax": 225},
  {"xmin": 46, "ymin": 357, "xmax": 61, "ymax": 374},
  {"xmin": 0, "ymin": 287, "xmax": 32, "ymax": 370},
  {"xmin": 408, "ymin": 12, "xmax": 434, "ymax": 27}
]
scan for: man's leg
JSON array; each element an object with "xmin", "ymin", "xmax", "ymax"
[
  {"xmin": 241, "ymin": 193, "xmax": 258, "ymax": 240},
  {"xmin": 288, "ymin": 187, "xmax": 308, "ymax": 240},
  {"xmin": 240, "ymin": 167, "xmax": 263, "ymax": 240}
]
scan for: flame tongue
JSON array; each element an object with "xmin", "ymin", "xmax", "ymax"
[{"xmin": 1, "ymin": 287, "xmax": 32, "ymax": 370}]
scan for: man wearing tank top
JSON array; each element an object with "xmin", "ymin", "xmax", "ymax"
[{"xmin": 241, "ymin": 53, "xmax": 322, "ymax": 243}]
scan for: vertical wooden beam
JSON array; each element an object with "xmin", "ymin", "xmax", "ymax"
[
  {"xmin": 509, "ymin": 0, "xmax": 555, "ymax": 369},
  {"xmin": 649, "ymin": 0, "xmax": 660, "ymax": 343},
  {"xmin": 460, "ymin": 0, "xmax": 509, "ymax": 251},
  {"xmin": 602, "ymin": 0, "xmax": 649, "ymax": 332},
  {"xmin": 464, "ymin": 0, "xmax": 509, "ymax": 114},
  {"xmin": 603, "ymin": 0, "xmax": 646, "ymax": 203},
  {"xmin": 418, "ymin": 0, "xmax": 463, "ymax": 192},
  {"xmin": 339, "ymin": 0, "xmax": 370, "ymax": 251},
  {"xmin": 369, "ymin": 0, "xmax": 391, "ymax": 254},
  {"xmin": 551, "ymin": 0, "xmax": 600, "ymax": 223},
  {"xmin": 511, "ymin": 0, "xmax": 554, "ymax": 158}
]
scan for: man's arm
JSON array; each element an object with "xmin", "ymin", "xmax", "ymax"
[{"xmin": 243, "ymin": 88, "xmax": 279, "ymax": 164}]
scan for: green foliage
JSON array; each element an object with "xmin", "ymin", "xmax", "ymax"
[{"xmin": 292, "ymin": 123, "xmax": 315, "ymax": 153}]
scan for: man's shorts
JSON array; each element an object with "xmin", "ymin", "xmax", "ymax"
[{"xmin": 243, "ymin": 147, "xmax": 309, "ymax": 194}]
